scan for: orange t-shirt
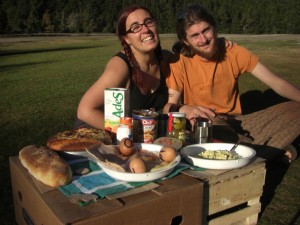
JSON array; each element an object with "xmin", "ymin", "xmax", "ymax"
[{"xmin": 166, "ymin": 44, "xmax": 259, "ymax": 115}]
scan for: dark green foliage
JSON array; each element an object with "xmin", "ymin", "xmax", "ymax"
[{"xmin": 0, "ymin": 0, "xmax": 299, "ymax": 34}]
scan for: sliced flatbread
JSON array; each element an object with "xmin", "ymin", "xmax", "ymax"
[{"xmin": 46, "ymin": 127, "xmax": 112, "ymax": 151}]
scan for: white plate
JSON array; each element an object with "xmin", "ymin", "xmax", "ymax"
[
  {"xmin": 65, "ymin": 151, "xmax": 90, "ymax": 157},
  {"xmin": 96, "ymin": 143, "xmax": 181, "ymax": 182},
  {"xmin": 62, "ymin": 151, "xmax": 95, "ymax": 161},
  {"xmin": 180, "ymin": 143, "xmax": 256, "ymax": 170}
]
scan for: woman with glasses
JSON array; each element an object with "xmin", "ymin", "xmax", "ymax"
[{"xmin": 76, "ymin": 5, "xmax": 170, "ymax": 129}]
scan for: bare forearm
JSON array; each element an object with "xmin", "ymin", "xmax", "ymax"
[
  {"xmin": 275, "ymin": 81, "xmax": 300, "ymax": 103},
  {"xmin": 77, "ymin": 109, "xmax": 104, "ymax": 129},
  {"xmin": 252, "ymin": 62, "xmax": 300, "ymax": 103}
]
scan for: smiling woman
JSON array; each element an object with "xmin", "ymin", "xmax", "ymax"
[
  {"xmin": 125, "ymin": 18, "xmax": 157, "ymax": 34},
  {"xmin": 76, "ymin": 4, "xmax": 170, "ymax": 130}
]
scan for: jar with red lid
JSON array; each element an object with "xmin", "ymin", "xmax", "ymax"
[{"xmin": 167, "ymin": 112, "xmax": 186, "ymax": 142}]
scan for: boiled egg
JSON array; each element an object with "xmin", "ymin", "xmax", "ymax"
[
  {"xmin": 129, "ymin": 157, "xmax": 147, "ymax": 173},
  {"xmin": 119, "ymin": 138, "xmax": 134, "ymax": 156},
  {"xmin": 159, "ymin": 146, "xmax": 177, "ymax": 162}
]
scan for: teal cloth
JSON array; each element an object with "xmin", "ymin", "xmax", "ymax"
[{"xmin": 58, "ymin": 158, "xmax": 198, "ymax": 201}]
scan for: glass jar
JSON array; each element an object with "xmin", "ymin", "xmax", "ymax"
[{"xmin": 167, "ymin": 112, "xmax": 186, "ymax": 142}]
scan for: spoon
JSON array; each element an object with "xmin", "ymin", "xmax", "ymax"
[{"xmin": 229, "ymin": 141, "xmax": 240, "ymax": 153}]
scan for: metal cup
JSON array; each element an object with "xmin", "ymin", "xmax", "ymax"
[{"xmin": 194, "ymin": 120, "xmax": 212, "ymax": 143}]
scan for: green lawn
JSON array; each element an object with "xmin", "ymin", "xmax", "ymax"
[{"xmin": 0, "ymin": 34, "xmax": 299, "ymax": 225}]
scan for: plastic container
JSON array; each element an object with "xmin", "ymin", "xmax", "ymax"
[{"xmin": 116, "ymin": 117, "xmax": 133, "ymax": 144}]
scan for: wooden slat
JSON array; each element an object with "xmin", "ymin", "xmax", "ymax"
[
  {"xmin": 184, "ymin": 158, "xmax": 266, "ymax": 225},
  {"xmin": 208, "ymin": 202, "xmax": 261, "ymax": 225},
  {"xmin": 208, "ymin": 166, "xmax": 265, "ymax": 214}
]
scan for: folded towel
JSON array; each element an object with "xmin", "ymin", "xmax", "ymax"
[
  {"xmin": 59, "ymin": 158, "xmax": 203, "ymax": 204},
  {"xmin": 59, "ymin": 159, "xmax": 136, "ymax": 199}
]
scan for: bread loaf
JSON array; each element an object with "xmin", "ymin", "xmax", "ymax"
[{"xmin": 19, "ymin": 145, "xmax": 72, "ymax": 187}]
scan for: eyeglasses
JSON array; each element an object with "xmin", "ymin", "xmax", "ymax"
[{"xmin": 126, "ymin": 18, "xmax": 156, "ymax": 34}]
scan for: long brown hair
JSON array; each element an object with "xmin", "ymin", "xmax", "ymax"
[
  {"xmin": 173, "ymin": 4, "xmax": 217, "ymax": 57},
  {"xmin": 116, "ymin": 5, "xmax": 162, "ymax": 94}
]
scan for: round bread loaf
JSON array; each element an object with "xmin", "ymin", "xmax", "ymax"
[{"xmin": 19, "ymin": 145, "xmax": 72, "ymax": 187}]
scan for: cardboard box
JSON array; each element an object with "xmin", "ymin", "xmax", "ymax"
[
  {"xmin": 182, "ymin": 158, "xmax": 266, "ymax": 225},
  {"xmin": 104, "ymin": 88, "xmax": 130, "ymax": 134},
  {"xmin": 10, "ymin": 156, "xmax": 203, "ymax": 225}
]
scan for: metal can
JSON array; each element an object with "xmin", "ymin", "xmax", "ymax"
[
  {"xmin": 132, "ymin": 109, "xmax": 159, "ymax": 143},
  {"xmin": 116, "ymin": 117, "xmax": 133, "ymax": 144},
  {"xmin": 157, "ymin": 114, "xmax": 169, "ymax": 138},
  {"xmin": 167, "ymin": 112, "xmax": 186, "ymax": 142},
  {"xmin": 194, "ymin": 119, "xmax": 212, "ymax": 143}
]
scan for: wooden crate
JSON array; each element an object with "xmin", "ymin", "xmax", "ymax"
[
  {"xmin": 182, "ymin": 158, "xmax": 266, "ymax": 225},
  {"xmin": 10, "ymin": 156, "xmax": 204, "ymax": 225}
]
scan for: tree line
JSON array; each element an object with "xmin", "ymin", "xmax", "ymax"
[{"xmin": 1, "ymin": 0, "xmax": 299, "ymax": 34}]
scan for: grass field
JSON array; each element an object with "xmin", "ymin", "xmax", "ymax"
[{"xmin": 0, "ymin": 34, "xmax": 300, "ymax": 225}]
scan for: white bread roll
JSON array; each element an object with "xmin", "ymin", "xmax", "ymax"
[{"xmin": 19, "ymin": 145, "xmax": 72, "ymax": 187}]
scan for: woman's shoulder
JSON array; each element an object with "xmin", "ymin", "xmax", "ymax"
[
  {"xmin": 104, "ymin": 52, "xmax": 131, "ymax": 77},
  {"xmin": 108, "ymin": 52, "xmax": 128, "ymax": 65}
]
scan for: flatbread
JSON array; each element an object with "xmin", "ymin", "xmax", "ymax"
[{"xmin": 46, "ymin": 127, "xmax": 112, "ymax": 151}]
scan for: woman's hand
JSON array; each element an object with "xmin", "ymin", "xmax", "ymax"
[{"xmin": 225, "ymin": 39, "xmax": 234, "ymax": 49}]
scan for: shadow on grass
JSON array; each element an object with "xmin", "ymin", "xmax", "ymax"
[
  {"xmin": 0, "ymin": 113, "xmax": 76, "ymax": 224},
  {"xmin": 0, "ymin": 159, "xmax": 17, "ymax": 225},
  {"xmin": 240, "ymin": 89, "xmax": 299, "ymax": 219},
  {"xmin": 260, "ymin": 160, "xmax": 290, "ymax": 217},
  {"xmin": 0, "ymin": 45, "xmax": 103, "ymax": 57},
  {"xmin": 0, "ymin": 61, "xmax": 55, "ymax": 72},
  {"xmin": 240, "ymin": 88, "xmax": 288, "ymax": 115}
]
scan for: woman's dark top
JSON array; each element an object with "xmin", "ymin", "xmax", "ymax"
[
  {"xmin": 74, "ymin": 52, "xmax": 168, "ymax": 129},
  {"xmin": 115, "ymin": 52, "xmax": 168, "ymax": 114}
]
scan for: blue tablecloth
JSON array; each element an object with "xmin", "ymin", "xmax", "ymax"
[{"xmin": 59, "ymin": 158, "xmax": 200, "ymax": 203}]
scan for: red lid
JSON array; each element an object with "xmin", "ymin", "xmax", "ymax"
[
  {"xmin": 167, "ymin": 113, "xmax": 173, "ymax": 132},
  {"xmin": 120, "ymin": 117, "xmax": 133, "ymax": 125}
]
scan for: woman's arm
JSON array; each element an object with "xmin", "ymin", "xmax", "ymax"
[{"xmin": 77, "ymin": 56, "xmax": 130, "ymax": 129}]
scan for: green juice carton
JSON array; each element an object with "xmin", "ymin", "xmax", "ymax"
[{"xmin": 104, "ymin": 88, "xmax": 130, "ymax": 135}]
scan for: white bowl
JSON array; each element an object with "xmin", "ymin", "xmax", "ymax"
[
  {"xmin": 180, "ymin": 143, "xmax": 256, "ymax": 170},
  {"xmin": 96, "ymin": 143, "xmax": 181, "ymax": 182}
]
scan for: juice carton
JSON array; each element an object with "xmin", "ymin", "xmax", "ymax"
[{"xmin": 104, "ymin": 88, "xmax": 130, "ymax": 135}]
